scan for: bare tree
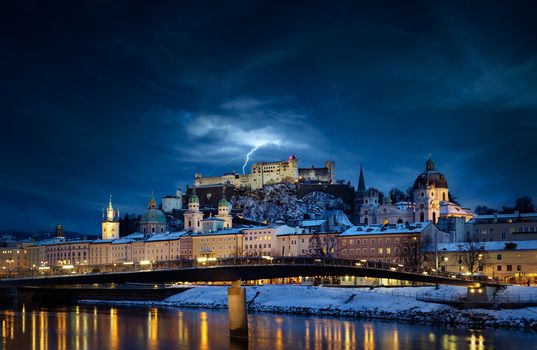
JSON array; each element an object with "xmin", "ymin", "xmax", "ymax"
[
  {"xmin": 396, "ymin": 234, "xmax": 434, "ymax": 273},
  {"xmin": 458, "ymin": 240, "xmax": 488, "ymax": 275},
  {"xmin": 308, "ymin": 234, "xmax": 338, "ymax": 257}
]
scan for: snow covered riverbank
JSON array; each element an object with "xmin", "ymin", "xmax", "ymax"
[{"xmin": 82, "ymin": 285, "xmax": 537, "ymax": 330}]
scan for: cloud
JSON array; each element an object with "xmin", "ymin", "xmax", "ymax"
[{"xmin": 179, "ymin": 97, "xmax": 324, "ymax": 169}]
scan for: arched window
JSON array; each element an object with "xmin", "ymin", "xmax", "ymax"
[
  {"xmin": 143, "ymin": 228, "xmax": 146, "ymax": 233},
  {"xmin": 442, "ymin": 193, "xmax": 446, "ymax": 201},
  {"xmin": 364, "ymin": 217, "xmax": 369, "ymax": 225},
  {"xmin": 397, "ymin": 219, "xmax": 403, "ymax": 224},
  {"xmin": 420, "ymin": 212, "xmax": 424, "ymax": 222},
  {"xmin": 152, "ymin": 227, "xmax": 155, "ymax": 233}
]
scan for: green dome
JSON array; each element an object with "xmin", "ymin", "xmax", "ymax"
[
  {"xmin": 189, "ymin": 194, "xmax": 199, "ymax": 204},
  {"xmin": 218, "ymin": 198, "xmax": 230, "ymax": 207},
  {"xmin": 140, "ymin": 209, "xmax": 167, "ymax": 224}
]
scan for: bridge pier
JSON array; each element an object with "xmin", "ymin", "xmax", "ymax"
[{"xmin": 228, "ymin": 279, "xmax": 248, "ymax": 338}]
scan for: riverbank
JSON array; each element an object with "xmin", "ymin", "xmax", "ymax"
[{"xmin": 81, "ymin": 285, "xmax": 537, "ymax": 331}]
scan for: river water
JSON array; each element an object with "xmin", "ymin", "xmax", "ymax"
[{"xmin": 0, "ymin": 303, "xmax": 535, "ymax": 350}]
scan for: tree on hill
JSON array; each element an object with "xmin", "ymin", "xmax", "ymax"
[
  {"xmin": 388, "ymin": 188, "xmax": 409, "ymax": 203},
  {"xmin": 474, "ymin": 205, "xmax": 498, "ymax": 215},
  {"xmin": 119, "ymin": 213, "xmax": 139, "ymax": 236},
  {"xmin": 405, "ymin": 186, "xmax": 415, "ymax": 202},
  {"xmin": 514, "ymin": 196, "xmax": 535, "ymax": 213}
]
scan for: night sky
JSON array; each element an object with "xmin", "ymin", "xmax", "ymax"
[{"xmin": 1, "ymin": 1, "xmax": 536, "ymax": 234}]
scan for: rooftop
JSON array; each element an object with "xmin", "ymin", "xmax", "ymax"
[{"xmin": 340, "ymin": 222, "xmax": 432, "ymax": 237}]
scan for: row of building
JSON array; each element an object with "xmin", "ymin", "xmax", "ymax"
[{"xmin": 3, "ymin": 208, "xmax": 537, "ymax": 283}]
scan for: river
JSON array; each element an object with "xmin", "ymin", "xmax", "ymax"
[{"xmin": 0, "ymin": 303, "xmax": 534, "ymax": 349}]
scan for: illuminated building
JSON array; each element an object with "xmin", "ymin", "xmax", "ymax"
[
  {"xmin": 139, "ymin": 193, "xmax": 167, "ymax": 235},
  {"xmin": 194, "ymin": 155, "xmax": 335, "ymax": 190},
  {"xmin": 101, "ymin": 194, "xmax": 120, "ymax": 240}
]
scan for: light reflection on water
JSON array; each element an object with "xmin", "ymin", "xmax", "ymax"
[{"xmin": 0, "ymin": 304, "xmax": 534, "ymax": 349}]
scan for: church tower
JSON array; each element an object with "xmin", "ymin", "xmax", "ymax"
[
  {"xmin": 353, "ymin": 164, "xmax": 367, "ymax": 224},
  {"xmin": 215, "ymin": 186, "xmax": 233, "ymax": 228},
  {"xmin": 102, "ymin": 194, "xmax": 120, "ymax": 240},
  {"xmin": 184, "ymin": 188, "xmax": 204, "ymax": 233},
  {"xmin": 412, "ymin": 158, "xmax": 449, "ymax": 224}
]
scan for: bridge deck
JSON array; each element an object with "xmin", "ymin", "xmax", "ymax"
[{"xmin": 0, "ymin": 257, "xmax": 498, "ymax": 287}]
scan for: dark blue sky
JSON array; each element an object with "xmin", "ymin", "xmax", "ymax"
[{"xmin": 1, "ymin": 1, "xmax": 536, "ymax": 234}]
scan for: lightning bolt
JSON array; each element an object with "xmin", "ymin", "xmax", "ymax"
[{"xmin": 242, "ymin": 144, "xmax": 263, "ymax": 174}]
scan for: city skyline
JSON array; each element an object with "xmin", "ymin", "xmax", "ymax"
[{"xmin": 2, "ymin": 1, "xmax": 537, "ymax": 233}]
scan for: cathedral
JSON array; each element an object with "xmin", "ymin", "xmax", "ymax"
[{"xmin": 354, "ymin": 158, "xmax": 472, "ymax": 225}]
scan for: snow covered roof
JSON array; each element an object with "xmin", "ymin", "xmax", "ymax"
[
  {"xmin": 439, "ymin": 202, "xmax": 473, "ymax": 216},
  {"xmin": 300, "ymin": 220, "xmax": 326, "ymax": 227},
  {"xmin": 469, "ymin": 212, "xmax": 537, "ymax": 224},
  {"xmin": 187, "ymin": 228, "xmax": 243, "ymax": 237},
  {"xmin": 37, "ymin": 238, "xmax": 93, "ymax": 246},
  {"xmin": 145, "ymin": 231, "xmax": 187, "ymax": 242},
  {"xmin": 340, "ymin": 222, "xmax": 432, "ymax": 237},
  {"xmin": 91, "ymin": 239, "xmax": 114, "ymax": 244},
  {"xmin": 436, "ymin": 240, "xmax": 537, "ymax": 252},
  {"xmin": 112, "ymin": 233, "xmax": 145, "ymax": 244},
  {"xmin": 202, "ymin": 217, "xmax": 224, "ymax": 222}
]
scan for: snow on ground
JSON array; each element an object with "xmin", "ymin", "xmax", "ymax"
[{"xmin": 80, "ymin": 285, "xmax": 537, "ymax": 330}]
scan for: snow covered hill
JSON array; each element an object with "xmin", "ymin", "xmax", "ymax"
[{"xmin": 231, "ymin": 183, "xmax": 350, "ymax": 224}]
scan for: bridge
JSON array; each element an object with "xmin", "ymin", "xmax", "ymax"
[
  {"xmin": 0, "ymin": 256, "xmax": 493, "ymax": 287},
  {"xmin": 0, "ymin": 257, "xmax": 499, "ymax": 338}
]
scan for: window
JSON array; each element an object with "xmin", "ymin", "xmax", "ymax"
[
  {"xmin": 497, "ymin": 254, "xmax": 502, "ymax": 260},
  {"xmin": 507, "ymin": 265, "xmax": 512, "ymax": 272},
  {"xmin": 489, "ymin": 228, "xmax": 494, "ymax": 235},
  {"xmin": 501, "ymin": 232, "xmax": 506, "ymax": 239},
  {"xmin": 517, "ymin": 265, "xmax": 522, "ymax": 271},
  {"xmin": 497, "ymin": 265, "xmax": 502, "ymax": 271}
]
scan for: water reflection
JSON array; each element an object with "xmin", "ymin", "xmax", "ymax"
[{"xmin": 0, "ymin": 303, "xmax": 534, "ymax": 349}]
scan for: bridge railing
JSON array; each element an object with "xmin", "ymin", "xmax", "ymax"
[{"xmin": 2, "ymin": 256, "xmax": 495, "ymax": 285}]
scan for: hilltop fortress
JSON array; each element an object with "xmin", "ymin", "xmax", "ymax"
[{"xmin": 194, "ymin": 155, "xmax": 336, "ymax": 190}]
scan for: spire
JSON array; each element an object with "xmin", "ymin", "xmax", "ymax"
[
  {"xmin": 106, "ymin": 194, "xmax": 115, "ymax": 221},
  {"xmin": 148, "ymin": 191, "xmax": 157, "ymax": 209},
  {"xmin": 357, "ymin": 163, "xmax": 366, "ymax": 193},
  {"xmin": 426, "ymin": 156, "xmax": 435, "ymax": 171}
]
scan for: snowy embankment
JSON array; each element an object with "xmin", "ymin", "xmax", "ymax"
[{"xmin": 84, "ymin": 285, "xmax": 537, "ymax": 330}]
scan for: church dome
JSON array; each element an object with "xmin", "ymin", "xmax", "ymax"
[
  {"xmin": 189, "ymin": 194, "xmax": 199, "ymax": 204},
  {"xmin": 218, "ymin": 198, "xmax": 230, "ymax": 207},
  {"xmin": 140, "ymin": 209, "xmax": 167, "ymax": 224},
  {"xmin": 412, "ymin": 158, "xmax": 448, "ymax": 190}
]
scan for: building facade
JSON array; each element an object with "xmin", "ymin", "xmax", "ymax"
[{"xmin": 466, "ymin": 213, "xmax": 537, "ymax": 242}]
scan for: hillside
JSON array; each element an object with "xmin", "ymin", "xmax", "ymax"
[{"xmin": 231, "ymin": 183, "xmax": 350, "ymax": 224}]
